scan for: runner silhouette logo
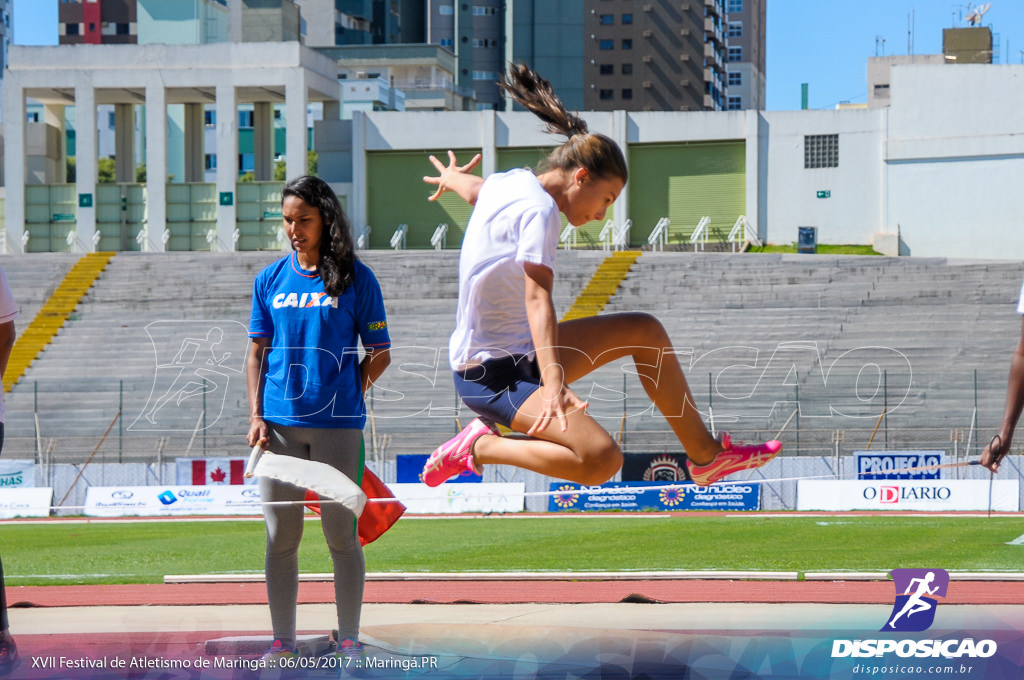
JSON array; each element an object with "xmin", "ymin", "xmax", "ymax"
[{"xmin": 882, "ymin": 568, "xmax": 949, "ymax": 632}]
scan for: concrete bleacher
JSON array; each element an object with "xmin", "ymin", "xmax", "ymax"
[
  {"xmin": 600, "ymin": 253, "xmax": 1023, "ymax": 454},
  {"xmin": 1, "ymin": 249, "xmax": 605, "ymax": 462},
  {"xmin": 3, "ymin": 249, "xmax": 1022, "ymax": 464}
]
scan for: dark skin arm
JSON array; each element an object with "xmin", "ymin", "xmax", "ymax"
[
  {"xmin": 0, "ymin": 320, "xmax": 15, "ymax": 381},
  {"xmin": 979, "ymin": 318, "xmax": 1024, "ymax": 473}
]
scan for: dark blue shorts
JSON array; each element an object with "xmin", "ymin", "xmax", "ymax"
[{"xmin": 453, "ymin": 354, "xmax": 541, "ymax": 428}]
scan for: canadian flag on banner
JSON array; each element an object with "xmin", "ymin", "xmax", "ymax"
[{"xmin": 191, "ymin": 458, "xmax": 246, "ymax": 485}]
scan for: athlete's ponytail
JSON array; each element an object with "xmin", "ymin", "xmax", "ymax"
[
  {"xmin": 499, "ymin": 63, "xmax": 628, "ymax": 185},
  {"xmin": 282, "ymin": 175, "xmax": 355, "ymax": 298}
]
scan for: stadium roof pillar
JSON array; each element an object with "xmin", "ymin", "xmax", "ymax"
[{"xmin": 3, "ymin": 42, "xmax": 340, "ymax": 254}]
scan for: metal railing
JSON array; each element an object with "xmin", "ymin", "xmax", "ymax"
[
  {"xmin": 690, "ymin": 216, "xmax": 711, "ymax": 252},
  {"xmin": 390, "ymin": 224, "xmax": 408, "ymax": 250},
  {"xmin": 559, "ymin": 224, "xmax": 577, "ymax": 250},
  {"xmin": 648, "ymin": 217, "xmax": 670, "ymax": 251},
  {"xmin": 728, "ymin": 215, "xmax": 763, "ymax": 251},
  {"xmin": 430, "ymin": 223, "xmax": 448, "ymax": 250}
]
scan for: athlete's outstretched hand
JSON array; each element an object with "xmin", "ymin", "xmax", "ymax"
[{"xmin": 424, "ymin": 150, "xmax": 483, "ymax": 203}]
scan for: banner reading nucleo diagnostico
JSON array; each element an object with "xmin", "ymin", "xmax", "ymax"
[{"xmin": 547, "ymin": 481, "xmax": 759, "ymax": 512}]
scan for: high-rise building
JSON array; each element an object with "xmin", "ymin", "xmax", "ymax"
[
  {"xmin": 294, "ymin": 0, "xmax": 402, "ymax": 46},
  {"xmin": 506, "ymin": 0, "xmax": 585, "ymax": 112},
  {"xmin": 423, "ymin": 0, "xmax": 503, "ymax": 109},
  {"xmin": 59, "ymin": 0, "xmax": 138, "ymax": 45},
  {"xmin": 583, "ymin": 0, "xmax": 728, "ymax": 112},
  {"xmin": 724, "ymin": 0, "xmax": 765, "ymax": 110}
]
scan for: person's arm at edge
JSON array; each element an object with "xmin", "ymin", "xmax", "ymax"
[
  {"xmin": 246, "ymin": 336, "xmax": 271, "ymax": 448},
  {"xmin": 980, "ymin": 317, "xmax": 1024, "ymax": 472},
  {"xmin": 0, "ymin": 320, "xmax": 15, "ymax": 381}
]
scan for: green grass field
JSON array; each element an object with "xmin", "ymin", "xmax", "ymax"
[{"xmin": 4, "ymin": 515, "xmax": 1023, "ymax": 586}]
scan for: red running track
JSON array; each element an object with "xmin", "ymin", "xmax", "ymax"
[{"xmin": 9, "ymin": 578, "xmax": 1024, "ymax": 608}]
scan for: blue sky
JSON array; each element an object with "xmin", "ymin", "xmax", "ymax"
[{"xmin": 11, "ymin": 0, "xmax": 1023, "ymax": 111}]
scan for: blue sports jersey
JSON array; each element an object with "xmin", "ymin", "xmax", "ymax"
[{"xmin": 249, "ymin": 252, "xmax": 390, "ymax": 428}]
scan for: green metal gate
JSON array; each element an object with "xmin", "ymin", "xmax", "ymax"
[
  {"xmin": 236, "ymin": 182, "xmax": 284, "ymax": 251},
  {"xmin": 96, "ymin": 183, "xmax": 146, "ymax": 251},
  {"xmin": 166, "ymin": 183, "xmax": 217, "ymax": 251},
  {"xmin": 628, "ymin": 141, "xmax": 745, "ymax": 247},
  {"xmin": 25, "ymin": 185, "xmax": 77, "ymax": 253},
  {"xmin": 366, "ymin": 149, "xmax": 480, "ymax": 249}
]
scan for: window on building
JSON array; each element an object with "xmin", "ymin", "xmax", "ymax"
[
  {"xmin": 599, "ymin": 14, "xmax": 614, "ymax": 25},
  {"xmin": 728, "ymin": 71, "xmax": 742, "ymax": 86},
  {"xmin": 599, "ymin": 89, "xmax": 614, "ymax": 100},
  {"xmin": 472, "ymin": 6, "xmax": 497, "ymax": 15},
  {"xmin": 117, "ymin": 22, "xmax": 129, "ymax": 35},
  {"xmin": 622, "ymin": 38, "xmax": 632, "ymax": 49},
  {"xmin": 622, "ymin": 89, "xmax": 633, "ymax": 100},
  {"xmin": 599, "ymin": 63, "xmax": 614, "ymax": 75},
  {"xmin": 622, "ymin": 63, "xmax": 633, "ymax": 74},
  {"xmin": 727, "ymin": 45, "xmax": 742, "ymax": 61},
  {"xmin": 108, "ymin": 112, "xmax": 115, "ymax": 129},
  {"xmin": 622, "ymin": 13, "xmax": 633, "ymax": 24},
  {"xmin": 26, "ymin": 112, "xmax": 39, "ymax": 123},
  {"xmin": 205, "ymin": 154, "xmax": 217, "ymax": 170},
  {"xmin": 728, "ymin": 21, "xmax": 742, "ymax": 37},
  {"xmin": 727, "ymin": 0, "xmax": 743, "ymax": 13},
  {"xmin": 600, "ymin": 39, "xmax": 614, "ymax": 50},
  {"xmin": 727, "ymin": 96, "xmax": 742, "ymax": 110},
  {"xmin": 804, "ymin": 134, "xmax": 840, "ymax": 169},
  {"xmin": 66, "ymin": 23, "xmax": 79, "ymax": 35},
  {"xmin": 239, "ymin": 153, "xmax": 255, "ymax": 173},
  {"xmin": 874, "ymin": 83, "xmax": 891, "ymax": 97},
  {"xmin": 205, "ymin": 111, "xmax": 216, "ymax": 127},
  {"xmin": 440, "ymin": 38, "xmax": 454, "ymax": 47},
  {"xmin": 473, "ymin": 70, "xmax": 500, "ymax": 80},
  {"xmin": 239, "ymin": 110, "xmax": 254, "ymax": 128},
  {"xmin": 439, "ymin": 4, "xmax": 454, "ymax": 15}
]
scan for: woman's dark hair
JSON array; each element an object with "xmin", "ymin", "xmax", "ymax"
[
  {"xmin": 498, "ymin": 63, "xmax": 628, "ymax": 185},
  {"xmin": 282, "ymin": 175, "xmax": 356, "ymax": 298}
]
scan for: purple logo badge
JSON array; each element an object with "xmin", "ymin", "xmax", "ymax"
[{"xmin": 882, "ymin": 568, "xmax": 949, "ymax": 632}]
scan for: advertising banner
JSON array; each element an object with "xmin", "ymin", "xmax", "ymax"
[
  {"xmin": 797, "ymin": 480, "xmax": 1019, "ymax": 511},
  {"xmin": 0, "ymin": 488, "xmax": 52, "ymax": 518},
  {"xmin": 547, "ymin": 481, "xmax": 760, "ymax": 512},
  {"xmin": 396, "ymin": 454, "xmax": 482, "ymax": 483},
  {"xmin": 620, "ymin": 453, "xmax": 690, "ymax": 482},
  {"xmin": 84, "ymin": 485, "xmax": 263, "ymax": 517},
  {"xmin": 389, "ymin": 482, "xmax": 522, "ymax": 514},
  {"xmin": 0, "ymin": 459, "xmax": 35, "ymax": 488},
  {"xmin": 853, "ymin": 451, "xmax": 945, "ymax": 480}
]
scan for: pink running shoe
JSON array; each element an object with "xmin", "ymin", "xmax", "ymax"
[
  {"xmin": 686, "ymin": 433, "xmax": 782, "ymax": 487},
  {"xmin": 422, "ymin": 418, "xmax": 497, "ymax": 487}
]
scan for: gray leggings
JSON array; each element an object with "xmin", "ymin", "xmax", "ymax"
[{"xmin": 260, "ymin": 424, "xmax": 365, "ymax": 646}]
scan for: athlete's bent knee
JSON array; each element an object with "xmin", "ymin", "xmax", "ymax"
[{"xmin": 578, "ymin": 443, "xmax": 623, "ymax": 486}]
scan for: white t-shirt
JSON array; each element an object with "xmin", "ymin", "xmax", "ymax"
[
  {"xmin": 449, "ymin": 169, "xmax": 561, "ymax": 371},
  {"xmin": 0, "ymin": 268, "xmax": 18, "ymax": 424}
]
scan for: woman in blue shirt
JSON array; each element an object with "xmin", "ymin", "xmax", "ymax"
[{"xmin": 247, "ymin": 175, "xmax": 391, "ymax": 665}]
